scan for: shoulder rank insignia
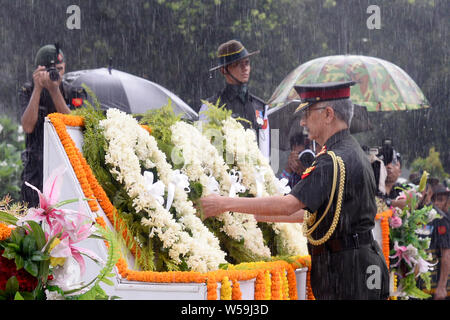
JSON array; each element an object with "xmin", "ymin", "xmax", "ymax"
[
  {"xmin": 316, "ymin": 145, "xmax": 327, "ymax": 157},
  {"xmin": 301, "ymin": 165, "xmax": 316, "ymax": 179}
]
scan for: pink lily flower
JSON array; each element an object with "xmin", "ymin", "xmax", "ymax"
[
  {"xmin": 389, "ymin": 241, "xmax": 417, "ymax": 269},
  {"xmin": 50, "ymin": 213, "xmax": 102, "ymax": 275},
  {"xmin": 18, "ymin": 166, "xmax": 68, "ymax": 228},
  {"xmin": 406, "ymin": 256, "xmax": 436, "ymax": 278}
]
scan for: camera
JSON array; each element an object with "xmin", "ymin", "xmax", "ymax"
[
  {"xmin": 378, "ymin": 138, "xmax": 400, "ymax": 166},
  {"xmin": 298, "ymin": 149, "xmax": 315, "ymax": 168},
  {"xmin": 46, "ymin": 61, "xmax": 60, "ymax": 82}
]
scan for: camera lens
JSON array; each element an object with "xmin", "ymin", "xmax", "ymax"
[
  {"xmin": 48, "ymin": 68, "xmax": 60, "ymax": 81},
  {"xmin": 298, "ymin": 149, "xmax": 315, "ymax": 168}
]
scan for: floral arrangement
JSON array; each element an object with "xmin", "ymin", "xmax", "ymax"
[
  {"xmin": 199, "ymin": 101, "xmax": 308, "ymax": 257},
  {"xmin": 139, "ymin": 103, "xmax": 272, "ymax": 264},
  {"xmin": 0, "ymin": 166, "xmax": 119, "ymax": 300},
  {"xmin": 46, "ymin": 102, "xmax": 315, "ymax": 300},
  {"xmin": 388, "ymin": 171, "xmax": 440, "ymax": 299},
  {"xmin": 99, "ymin": 108, "xmax": 226, "ymax": 273},
  {"xmin": 68, "ymin": 92, "xmax": 309, "ymax": 271}
]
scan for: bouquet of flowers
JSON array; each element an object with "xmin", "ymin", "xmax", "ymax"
[
  {"xmin": 0, "ymin": 166, "xmax": 119, "ymax": 300},
  {"xmin": 389, "ymin": 172, "xmax": 440, "ymax": 299}
]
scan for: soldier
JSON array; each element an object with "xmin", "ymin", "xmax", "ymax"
[
  {"xmin": 200, "ymin": 81, "xmax": 389, "ymax": 299},
  {"xmin": 20, "ymin": 44, "xmax": 71, "ymax": 207},
  {"xmin": 429, "ymin": 184, "xmax": 450, "ymax": 299},
  {"xmin": 199, "ymin": 40, "xmax": 270, "ymax": 158}
]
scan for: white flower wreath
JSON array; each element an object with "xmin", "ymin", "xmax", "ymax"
[
  {"xmin": 171, "ymin": 121, "xmax": 272, "ymax": 259},
  {"xmin": 221, "ymin": 117, "xmax": 308, "ymax": 257},
  {"xmin": 100, "ymin": 109, "xmax": 226, "ymax": 272}
]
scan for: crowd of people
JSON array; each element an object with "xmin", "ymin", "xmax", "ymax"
[{"xmin": 18, "ymin": 40, "xmax": 448, "ymax": 300}]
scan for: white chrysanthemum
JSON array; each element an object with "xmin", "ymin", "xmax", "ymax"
[
  {"xmin": 100, "ymin": 109, "xmax": 226, "ymax": 272},
  {"xmin": 221, "ymin": 117, "xmax": 308, "ymax": 257},
  {"xmin": 171, "ymin": 120, "xmax": 271, "ymax": 259}
]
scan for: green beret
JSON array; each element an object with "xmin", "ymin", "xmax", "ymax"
[{"xmin": 35, "ymin": 44, "xmax": 64, "ymax": 67}]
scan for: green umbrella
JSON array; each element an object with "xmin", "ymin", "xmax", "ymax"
[{"xmin": 268, "ymin": 55, "xmax": 430, "ymax": 112}]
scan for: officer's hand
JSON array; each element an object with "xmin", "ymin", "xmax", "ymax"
[
  {"xmin": 199, "ymin": 194, "xmax": 225, "ymax": 219},
  {"xmin": 32, "ymin": 66, "xmax": 47, "ymax": 90}
]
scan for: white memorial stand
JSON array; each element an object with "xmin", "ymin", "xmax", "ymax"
[{"xmin": 43, "ymin": 118, "xmax": 307, "ymax": 300}]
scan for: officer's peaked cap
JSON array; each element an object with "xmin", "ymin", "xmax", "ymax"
[{"xmin": 294, "ymin": 81, "xmax": 356, "ymax": 114}]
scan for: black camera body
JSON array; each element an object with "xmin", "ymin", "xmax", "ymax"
[
  {"xmin": 46, "ymin": 61, "xmax": 60, "ymax": 82},
  {"xmin": 298, "ymin": 149, "xmax": 315, "ymax": 168},
  {"xmin": 377, "ymin": 138, "xmax": 400, "ymax": 166}
]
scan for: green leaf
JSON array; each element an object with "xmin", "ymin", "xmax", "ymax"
[
  {"xmin": 100, "ymin": 277, "xmax": 114, "ymax": 286},
  {"xmin": 14, "ymin": 291, "xmax": 24, "ymax": 300},
  {"xmin": 0, "ymin": 210, "xmax": 18, "ymax": 225},
  {"xmin": 14, "ymin": 254, "xmax": 24, "ymax": 270},
  {"xmin": 31, "ymin": 251, "xmax": 50, "ymax": 262},
  {"xmin": 5, "ymin": 242, "xmax": 20, "ymax": 251},
  {"xmin": 5, "ymin": 276, "xmax": 19, "ymax": 295},
  {"xmin": 25, "ymin": 220, "xmax": 46, "ymax": 249},
  {"xmin": 52, "ymin": 198, "xmax": 85, "ymax": 209},
  {"xmin": 24, "ymin": 260, "xmax": 38, "ymax": 277},
  {"xmin": 2, "ymin": 247, "xmax": 16, "ymax": 259},
  {"xmin": 23, "ymin": 235, "xmax": 37, "ymax": 256}
]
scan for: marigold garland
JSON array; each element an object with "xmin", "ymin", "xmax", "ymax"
[
  {"xmin": 375, "ymin": 209, "xmax": 393, "ymax": 269},
  {"xmin": 270, "ymin": 270, "xmax": 282, "ymax": 300},
  {"xmin": 220, "ymin": 276, "xmax": 232, "ymax": 300},
  {"xmin": 282, "ymin": 270, "xmax": 290, "ymax": 300},
  {"xmin": 48, "ymin": 113, "xmax": 98, "ymax": 212},
  {"xmin": 306, "ymin": 269, "xmax": 315, "ymax": 300},
  {"xmin": 232, "ymin": 279, "xmax": 242, "ymax": 300},
  {"xmin": 47, "ymin": 113, "xmax": 314, "ymax": 301},
  {"xmin": 0, "ymin": 223, "xmax": 12, "ymax": 241},
  {"xmin": 254, "ymin": 272, "xmax": 266, "ymax": 300},
  {"xmin": 264, "ymin": 270, "xmax": 272, "ymax": 300}
]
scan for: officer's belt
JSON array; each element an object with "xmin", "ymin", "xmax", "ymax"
[{"xmin": 310, "ymin": 230, "xmax": 374, "ymax": 256}]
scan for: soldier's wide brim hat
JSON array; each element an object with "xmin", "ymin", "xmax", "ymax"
[
  {"xmin": 293, "ymin": 80, "xmax": 356, "ymax": 114},
  {"xmin": 209, "ymin": 40, "xmax": 259, "ymax": 72},
  {"xmin": 35, "ymin": 44, "xmax": 64, "ymax": 67}
]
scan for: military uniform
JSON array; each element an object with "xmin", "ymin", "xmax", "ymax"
[
  {"xmin": 289, "ymin": 81, "xmax": 389, "ymax": 300},
  {"xmin": 428, "ymin": 206, "xmax": 450, "ymax": 297},
  {"xmin": 201, "ymin": 40, "xmax": 269, "ymax": 155},
  {"xmin": 19, "ymin": 82, "xmax": 70, "ymax": 207},
  {"xmin": 19, "ymin": 44, "xmax": 70, "ymax": 207},
  {"xmin": 201, "ymin": 83, "xmax": 266, "ymax": 132}
]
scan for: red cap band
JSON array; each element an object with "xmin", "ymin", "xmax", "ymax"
[{"xmin": 299, "ymin": 87, "xmax": 351, "ymax": 101}]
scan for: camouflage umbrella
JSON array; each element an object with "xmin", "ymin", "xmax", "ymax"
[
  {"xmin": 267, "ymin": 55, "xmax": 430, "ymax": 152},
  {"xmin": 268, "ymin": 55, "xmax": 430, "ymax": 111}
]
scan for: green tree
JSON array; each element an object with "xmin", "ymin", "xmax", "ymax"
[{"xmin": 0, "ymin": 117, "xmax": 25, "ymax": 200}]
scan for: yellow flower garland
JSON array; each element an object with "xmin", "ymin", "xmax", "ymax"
[
  {"xmin": 46, "ymin": 113, "xmax": 314, "ymax": 300},
  {"xmin": 220, "ymin": 276, "xmax": 232, "ymax": 300}
]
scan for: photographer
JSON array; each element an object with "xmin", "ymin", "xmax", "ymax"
[
  {"xmin": 280, "ymin": 131, "xmax": 315, "ymax": 189},
  {"xmin": 19, "ymin": 44, "xmax": 71, "ymax": 207},
  {"xmin": 377, "ymin": 139, "xmax": 408, "ymax": 209}
]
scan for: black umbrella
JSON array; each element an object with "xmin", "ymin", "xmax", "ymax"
[{"xmin": 63, "ymin": 68, "xmax": 198, "ymax": 120}]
